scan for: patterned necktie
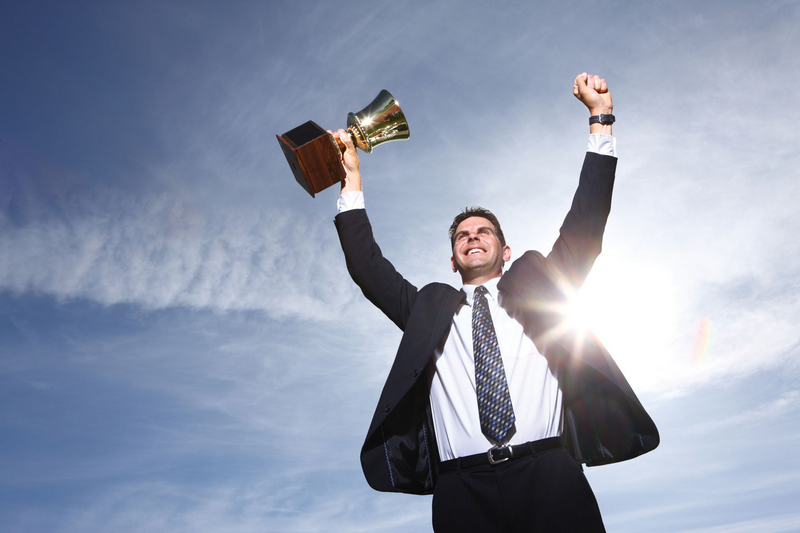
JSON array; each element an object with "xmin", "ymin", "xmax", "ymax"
[{"xmin": 472, "ymin": 285, "xmax": 515, "ymax": 443}]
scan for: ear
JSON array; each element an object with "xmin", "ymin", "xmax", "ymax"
[
  {"xmin": 451, "ymin": 256, "xmax": 458, "ymax": 273},
  {"xmin": 502, "ymin": 245, "xmax": 511, "ymax": 263}
]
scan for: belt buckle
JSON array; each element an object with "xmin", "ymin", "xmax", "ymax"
[{"xmin": 487, "ymin": 444, "xmax": 513, "ymax": 465}]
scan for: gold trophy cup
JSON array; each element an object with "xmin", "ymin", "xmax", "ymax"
[{"xmin": 277, "ymin": 90, "xmax": 410, "ymax": 197}]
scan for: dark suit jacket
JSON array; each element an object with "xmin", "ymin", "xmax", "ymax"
[{"xmin": 335, "ymin": 152, "xmax": 659, "ymax": 495}]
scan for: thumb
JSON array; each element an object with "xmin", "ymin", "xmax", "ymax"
[
  {"xmin": 573, "ymin": 72, "xmax": 587, "ymax": 98},
  {"xmin": 340, "ymin": 130, "xmax": 356, "ymax": 152}
]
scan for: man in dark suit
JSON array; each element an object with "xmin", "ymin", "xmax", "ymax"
[{"xmin": 332, "ymin": 74, "xmax": 658, "ymax": 532}]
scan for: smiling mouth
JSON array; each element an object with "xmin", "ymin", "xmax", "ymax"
[{"xmin": 467, "ymin": 248, "xmax": 485, "ymax": 255}]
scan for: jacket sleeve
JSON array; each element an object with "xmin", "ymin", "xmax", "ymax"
[
  {"xmin": 335, "ymin": 209, "xmax": 418, "ymax": 331},
  {"xmin": 499, "ymin": 151, "xmax": 617, "ymax": 341},
  {"xmin": 546, "ymin": 151, "xmax": 617, "ymax": 289}
]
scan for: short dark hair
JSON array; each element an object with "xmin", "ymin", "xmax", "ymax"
[{"xmin": 448, "ymin": 206, "xmax": 506, "ymax": 251}]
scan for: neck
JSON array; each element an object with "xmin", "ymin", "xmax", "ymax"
[{"xmin": 460, "ymin": 272, "xmax": 502, "ymax": 286}]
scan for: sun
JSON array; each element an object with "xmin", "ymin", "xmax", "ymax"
[{"xmin": 562, "ymin": 251, "xmax": 676, "ymax": 390}]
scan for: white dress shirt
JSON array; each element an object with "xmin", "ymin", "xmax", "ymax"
[
  {"xmin": 427, "ymin": 279, "xmax": 563, "ymax": 460},
  {"xmin": 338, "ymin": 135, "xmax": 616, "ymax": 460}
]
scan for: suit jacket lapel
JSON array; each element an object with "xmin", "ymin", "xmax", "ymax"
[{"xmin": 366, "ymin": 284, "xmax": 465, "ymax": 437}]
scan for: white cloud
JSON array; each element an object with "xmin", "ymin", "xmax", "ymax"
[
  {"xmin": 0, "ymin": 189, "xmax": 354, "ymax": 320},
  {"xmin": 685, "ymin": 390, "xmax": 800, "ymax": 434}
]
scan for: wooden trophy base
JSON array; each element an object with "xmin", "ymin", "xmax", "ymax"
[{"xmin": 277, "ymin": 121, "xmax": 345, "ymax": 197}]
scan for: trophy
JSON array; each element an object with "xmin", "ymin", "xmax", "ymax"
[{"xmin": 277, "ymin": 90, "xmax": 410, "ymax": 197}]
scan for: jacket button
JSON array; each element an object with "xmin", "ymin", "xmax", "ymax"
[
  {"xmin": 413, "ymin": 369, "xmax": 419, "ymax": 377},
  {"xmin": 384, "ymin": 405, "xmax": 391, "ymax": 412}
]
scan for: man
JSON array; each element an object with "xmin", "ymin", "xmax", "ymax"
[{"xmin": 332, "ymin": 74, "xmax": 658, "ymax": 532}]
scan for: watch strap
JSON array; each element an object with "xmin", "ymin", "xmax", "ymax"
[{"xmin": 589, "ymin": 114, "xmax": 615, "ymax": 125}]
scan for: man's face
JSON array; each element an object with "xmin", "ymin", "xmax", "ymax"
[{"xmin": 450, "ymin": 216, "xmax": 511, "ymax": 284}]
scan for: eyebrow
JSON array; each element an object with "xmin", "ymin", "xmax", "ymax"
[{"xmin": 455, "ymin": 226, "xmax": 495, "ymax": 239}]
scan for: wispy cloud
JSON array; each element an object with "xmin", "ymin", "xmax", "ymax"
[
  {"xmin": 685, "ymin": 389, "xmax": 800, "ymax": 434},
  {"xmin": 0, "ymin": 187, "xmax": 354, "ymax": 319}
]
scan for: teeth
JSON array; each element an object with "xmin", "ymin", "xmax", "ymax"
[{"xmin": 468, "ymin": 249, "xmax": 483, "ymax": 255}]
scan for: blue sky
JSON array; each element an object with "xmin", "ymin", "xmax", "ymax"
[{"xmin": 2, "ymin": 1, "xmax": 799, "ymax": 531}]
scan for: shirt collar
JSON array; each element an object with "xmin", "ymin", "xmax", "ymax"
[{"xmin": 463, "ymin": 276, "xmax": 501, "ymax": 306}]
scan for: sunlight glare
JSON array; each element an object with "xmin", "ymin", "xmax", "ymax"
[{"xmin": 563, "ymin": 252, "xmax": 677, "ymax": 391}]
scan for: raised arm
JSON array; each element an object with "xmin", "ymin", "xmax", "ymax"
[
  {"xmin": 499, "ymin": 74, "xmax": 617, "ymax": 340},
  {"xmin": 547, "ymin": 74, "xmax": 617, "ymax": 287},
  {"xmin": 331, "ymin": 129, "xmax": 418, "ymax": 330}
]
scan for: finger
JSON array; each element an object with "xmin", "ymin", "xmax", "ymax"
[
  {"xmin": 574, "ymin": 72, "xmax": 587, "ymax": 97},
  {"xmin": 339, "ymin": 130, "xmax": 354, "ymax": 150},
  {"xmin": 599, "ymin": 78, "xmax": 608, "ymax": 93}
]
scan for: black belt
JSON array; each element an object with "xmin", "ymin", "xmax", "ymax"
[{"xmin": 439, "ymin": 437, "xmax": 564, "ymax": 474}]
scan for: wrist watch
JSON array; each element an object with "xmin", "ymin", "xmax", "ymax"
[{"xmin": 589, "ymin": 114, "xmax": 615, "ymax": 125}]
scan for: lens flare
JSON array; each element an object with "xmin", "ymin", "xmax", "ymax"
[{"xmin": 690, "ymin": 317, "xmax": 712, "ymax": 367}]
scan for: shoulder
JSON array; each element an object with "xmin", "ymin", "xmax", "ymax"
[
  {"xmin": 498, "ymin": 251, "xmax": 567, "ymax": 310},
  {"xmin": 419, "ymin": 282, "xmax": 460, "ymax": 295},
  {"xmin": 498, "ymin": 251, "xmax": 551, "ymax": 291},
  {"xmin": 416, "ymin": 282, "xmax": 463, "ymax": 307}
]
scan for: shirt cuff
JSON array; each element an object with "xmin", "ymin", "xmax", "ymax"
[
  {"xmin": 337, "ymin": 190, "xmax": 365, "ymax": 213},
  {"xmin": 588, "ymin": 134, "xmax": 616, "ymax": 157}
]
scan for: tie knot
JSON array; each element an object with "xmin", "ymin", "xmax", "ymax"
[{"xmin": 472, "ymin": 286, "xmax": 490, "ymax": 315}]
